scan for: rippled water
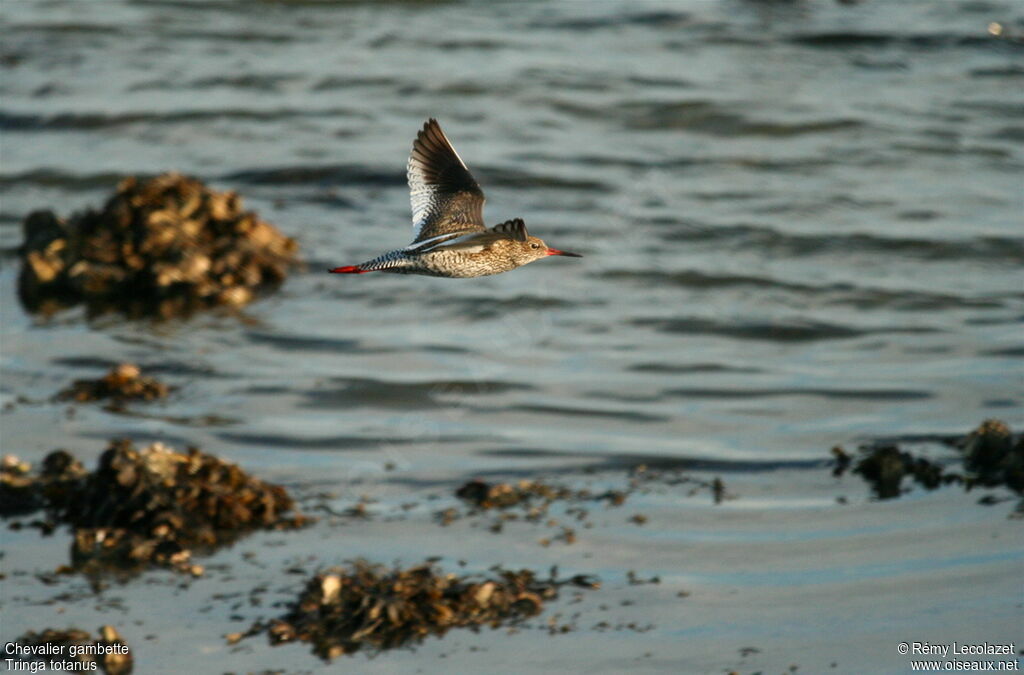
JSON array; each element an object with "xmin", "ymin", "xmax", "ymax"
[{"xmin": 1, "ymin": 1, "xmax": 1022, "ymax": 672}]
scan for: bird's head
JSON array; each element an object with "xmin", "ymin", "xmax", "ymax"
[{"xmin": 509, "ymin": 235, "xmax": 583, "ymax": 266}]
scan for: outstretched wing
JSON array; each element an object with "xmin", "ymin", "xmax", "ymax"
[{"xmin": 407, "ymin": 118, "xmax": 486, "ymax": 243}]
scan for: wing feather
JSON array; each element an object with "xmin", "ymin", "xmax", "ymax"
[
  {"xmin": 407, "ymin": 118, "xmax": 486, "ymax": 242},
  {"xmin": 489, "ymin": 218, "xmax": 529, "ymax": 242}
]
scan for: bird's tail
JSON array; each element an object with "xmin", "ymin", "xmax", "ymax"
[{"xmin": 328, "ymin": 249, "xmax": 412, "ymax": 275}]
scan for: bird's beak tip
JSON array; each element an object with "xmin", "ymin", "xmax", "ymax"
[{"xmin": 546, "ymin": 248, "xmax": 583, "ymax": 258}]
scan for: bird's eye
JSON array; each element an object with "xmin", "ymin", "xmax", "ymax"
[{"xmin": 531, "ymin": 243, "xmax": 540, "ymax": 249}]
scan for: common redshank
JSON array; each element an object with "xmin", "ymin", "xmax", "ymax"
[{"xmin": 328, "ymin": 119, "xmax": 582, "ymax": 277}]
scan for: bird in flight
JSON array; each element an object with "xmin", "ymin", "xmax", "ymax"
[{"xmin": 329, "ymin": 119, "xmax": 581, "ymax": 278}]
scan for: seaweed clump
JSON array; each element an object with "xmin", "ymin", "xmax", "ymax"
[
  {"xmin": 833, "ymin": 419, "xmax": 1023, "ymax": 509},
  {"xmin": 961, "ymin": 419, "xmax": 1024, "ymax": 493},
  {"xmin": 1, "ymin": 450, "xmax": 86, "ymax": 518},
  {"xmin": 18, "ymin": 172, "xmax": 298, "ymax": 318},
  {"xmin": 455, "ymin": 478, "xmax": 578, "ymax": 510},
  {"xmin": 440, "ymin": 471, "xmax": 727, "ymax": 543},
  {"xmin": 56, "ymin": 363, "xmax": 172, "ymax": 407},
  {"xmin": 242, "ymin": 561, "xmax": 598, "ymax": 660},
  {"xmin": 12, "ymin": 625, "xmax": 132, "ymax": 675},
  {"xmin": 1, "ymin": 440, "xmax": 309, "ymax": 575},
  {"xmin": 851, "ymin": 444, "xmax": 953, "ymax": 499},
  {"xmin": 439, "ymin": 478, "xmax": 628, "ymax": 541}
]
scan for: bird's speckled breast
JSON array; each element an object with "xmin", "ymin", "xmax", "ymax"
[{"xmin": 410, "ymin": 249, "xmax": 520, "ymax": 278}]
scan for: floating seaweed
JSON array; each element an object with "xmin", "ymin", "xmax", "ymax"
[
  {"xmin": 1, "ymin": 440, "xmax": 310, "ymax": 575},
  {"xmin": 628, "ymin": 464, "xmax": 733, "ymax": 504},
  {"xmin": 830, "ymin": 446, "xmax": 852, "ymax": 477},
  {"xmin": 18, "ymin": 172, "xmax": 298, "ymax": 318},
  {"xmin": 832, "ymin": 419, "xmax": 1023, "ymax": 510},
  {"xmin": 12, "ymin": 626, "xmax": 132, "ymax": 675},
  {"xmin": 56, "ymin": 363, "xmax": 172, "ymax": 407},
  {"xmin": 441, "ymin": 478, "xmax": 628, "ymax": 542},
  {"xmin": 441, "ymin": 471, "xmax": 729, "ymax": 543},
  {"xmin": 236, "ymin": 560, "xmax": 599, "ymax": 660},
  {"xmin": 455, "ymin": 478, "xmax": 578, "ymax": 511}
]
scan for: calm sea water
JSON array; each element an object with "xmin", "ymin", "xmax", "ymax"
[{"xmin": 1, "ymin": 1, "xmax": 1022, "ymax": 672}]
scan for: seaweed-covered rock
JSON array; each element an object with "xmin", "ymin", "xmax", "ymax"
[
  {"xmin": 242, "ymin": 561, "xmax": 598, "ymax": 660},
  {"xmin": 1, "ymin": 440, "xmax": 309, "ymax": 574},
  {"xmin": 56, "ymin": 363, "xmax": 172, "ymax": 406},
  {"xmin": 1, "ymin": 450, "xmax": 86, "ymax": 517},
  {"xmin": 18, "ymin": 172, "xmax": 298, "ymax": 318},
  {"xmin": 12, "ymin": 625, "xmax": 132, "ymax": 675},
  {"xmin": 852, "ymin": 444, "xmax": 953, "ymax": 499},
  {"xmin": 962, "ymin": 419, "xmax": 1024, "ymax": 493},
  {"xmin": 832, "ymin": 420, "xmax": 1023, "ymax": 509}
]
